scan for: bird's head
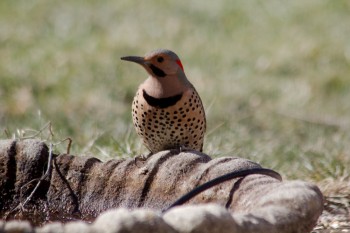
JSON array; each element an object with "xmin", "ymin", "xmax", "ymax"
[{"xmin": 121, "ymin": 49, "xmax": 185, "ymax": 78}]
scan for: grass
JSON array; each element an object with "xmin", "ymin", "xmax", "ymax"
[{"xmin": 1, "ymin": 0, "xmax": 349, "ymax": 193}]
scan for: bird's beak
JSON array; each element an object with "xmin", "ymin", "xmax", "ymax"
[{"xmin": 120, "ymin": 56, "xmax": 145, "ymax": 65}]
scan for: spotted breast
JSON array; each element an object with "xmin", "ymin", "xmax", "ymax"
[{"xmin": 132, "ymin": 88, "xmax": 205, "ymax": 153}]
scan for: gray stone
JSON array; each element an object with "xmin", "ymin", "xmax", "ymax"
[
  {"xmin": 163, "ymin": 204, "xmax": 238, "ymax": 233},
  {"xmin": 3, "ymin": 220, "xmax": 33, "ymax": 233},
  {"xmin": 92, "ymin": 208, "xmax": 176, "ymax": 233},
  {"xmin": 35, "ymin": 222, "xmax": 64, "ymax": 233},
  {"xmin": 231, "ymin": 181, "xmax": 324, "ymax": 233},
  {"xmin": 63, "ymin": 221, "xmax": 92, "ymax": 233}
]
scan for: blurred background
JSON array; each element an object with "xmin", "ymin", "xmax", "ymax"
[{"xmin": 0, "ymin": 0, "xmax": 349, "ymax": 187}]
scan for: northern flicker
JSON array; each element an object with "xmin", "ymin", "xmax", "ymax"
[{"xmin": 121, "ymin": 49, "xmax": 206, "ymax": 154}]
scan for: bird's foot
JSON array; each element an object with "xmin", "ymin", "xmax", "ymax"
[
  {"xmin": 170, "ymin": 145, "xmax": 192, "ymax": 155},
  {"xmin": 134, "ymin": 152, "xmax": 153, "ymax": 163}
]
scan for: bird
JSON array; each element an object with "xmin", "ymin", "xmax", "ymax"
[{"xmin": 121, "ymin": 49, "xmax": 206, "ymax": 155}]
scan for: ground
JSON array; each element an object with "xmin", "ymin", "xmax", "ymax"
[{"xmin": 0, "ymin": 0, "xmax": 349, "ymax": 231}]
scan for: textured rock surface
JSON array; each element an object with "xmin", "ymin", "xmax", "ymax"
[
  {"xmin": 92, "ymin": 208, "xmax": 176, "ymax": 233},
  {"xmin": 2, "ymin": 220, "xmax": 34, "ymax": 233},
  {"xmin": 163, "ymin": 204, "xmax": 238, "ymax": 233},
  {"xmin": 0, "ymin": 139, "xmax": 323, "ymax": 233}
]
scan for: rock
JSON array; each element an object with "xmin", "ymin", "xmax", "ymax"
[
  {"xmin": 63, "ymin": 221, "xmax": 92, "ymax": 233},
  {"xmin": 92, "ymin": 208, "xmax": 176, "ymax": 233},
  {"xmin": 231, "ymin": 181, "xmax": 324, "ymax": 233},
  {"xmin": 3, "ymin": 220, "xmax": 33, "ymax": 233},
  {"xmin": 36, "ymin": 222, "xmax": 64, "ymax": 233},
  {"xmin": 163, "ymin": 204, "xmax": 238, "ymax": 233}
]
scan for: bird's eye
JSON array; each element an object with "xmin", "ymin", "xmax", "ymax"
[{"xmin": 157, "ymin": 56, "xmax": 164, "ymax": 63}]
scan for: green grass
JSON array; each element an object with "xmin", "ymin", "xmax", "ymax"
[{"xmin": 1, "ymin": 0, "xmax": 349, "ymax": 191}]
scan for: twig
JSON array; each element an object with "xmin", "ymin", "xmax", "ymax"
[
  {"xmin": 54, "ymin": 137, "xmax": 72, "ymax": 154},
  {"xmin": 3, "ymin": 128, "xmax": 10, "ymax": 138},
  {"xmin": 20, "ymin": 122, "xmax": 53, "ymax": 140},
  {"xmin": 7, "ymin": 143, "xmax": 55, "ymax": 215},
  {"xmin": 4, "ymin": 122, "xmax": 72, "ymax": 218},
  {"xmin": 65, "ymin": 138, "xmax": 72, "ymax": 154}
]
